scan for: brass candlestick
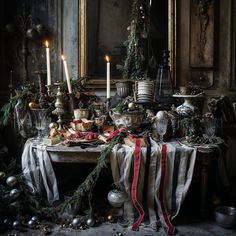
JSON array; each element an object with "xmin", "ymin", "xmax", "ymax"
[{"xmin": 52, "ymin": 82, "xmax": 65, "ymax": 131}]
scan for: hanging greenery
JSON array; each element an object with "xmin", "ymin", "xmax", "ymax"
[
  {"xmin": 122, "ymin": 0, "xmax": 151, "ymax": 80},
  {"xmin": 0, "ymin": 83, "xmax": 39, "ymax": 126}
]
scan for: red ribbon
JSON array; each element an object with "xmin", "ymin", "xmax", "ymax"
[
  {"xmin": 159, "ymin": 144, "xmax": 176, "ymax": 235},
  {"xmin": 131, "ymin": 138, "xmax": 145, "ymax": 231},
  {"xmin": 106, "ymin": 128, "xmax": 126, "ymax": 142}
]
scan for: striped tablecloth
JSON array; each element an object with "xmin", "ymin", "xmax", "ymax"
[{"xmin": 110, "ymin": 138, "xmax": 197, "ymax": 234}]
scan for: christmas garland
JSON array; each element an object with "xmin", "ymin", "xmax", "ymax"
[{"xmin": 41, "ymin": 132, "xmax": 126, "ymax": 219}]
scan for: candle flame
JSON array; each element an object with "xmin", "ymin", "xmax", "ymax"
[
  {"xmin": 61, "ymin": 55, "xmax": 65, "ymax": 60},
  {"xmin": 45, "ymin": 40, "xmax": 49, "ymax": 47},
  {"xmin": 105, "ymin": 55, "xmax": 110, "ymax": 62}
]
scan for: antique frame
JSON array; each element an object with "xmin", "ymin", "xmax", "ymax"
[
  {"xmin": 231, "ymin": 0, "xmax": 236, "ymax": 90},
  {"xmin": 78, "ymin": 0, "xmax": 177, "ymax": 87}
]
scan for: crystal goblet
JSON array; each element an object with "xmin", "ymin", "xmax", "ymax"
[
  {"xmin": 31, "ymin": 108, "xmax": 49, "ymax": 141},
  {"xmin": 204, "ymin": 118, "xmax": 216, "ymax": 140},
  {"xmin": 156, "ymin": 118, "xmax": 168, "ymax": 143},
  {"xmin": 94, "ymin": 116, "xmax": 106, "ymax": 134}
]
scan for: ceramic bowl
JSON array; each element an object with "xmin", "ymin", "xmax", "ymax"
[{"xmin": 215, "ymin": 206, "xmax": 236, "ymax": 229}]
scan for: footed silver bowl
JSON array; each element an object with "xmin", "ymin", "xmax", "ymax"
[{"xmin": 109, "ymin": 109, "xmax": 144, "ymax": 131}]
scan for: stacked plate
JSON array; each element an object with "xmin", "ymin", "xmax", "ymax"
[{"xmin": 137, "ymin": 81, "xmax": 154, "ymax": 103}]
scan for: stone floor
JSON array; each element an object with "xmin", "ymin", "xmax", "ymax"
[{"xmin": 4, "ymin": 215, "xmax": 236, "ymax": 236}]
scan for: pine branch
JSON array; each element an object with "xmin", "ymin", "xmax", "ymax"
[{"xmin": 42, "ymin": 132, "xmax": 126, "ymax": 219}]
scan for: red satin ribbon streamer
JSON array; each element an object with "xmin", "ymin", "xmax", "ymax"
[
  {"xmin": 106, "ymin": 128, "xmax": 139, "ymax": 142},
  {"xmin": 131, "ymin": 138, "xmax": 145, "ymax": 231},
  {"xmin": 159, "ymin": 144, "xmax": 176, "ymax": 235},
  {"xmin": 106, "ymin": 128, "xmax": 126, "ymax": 141}
]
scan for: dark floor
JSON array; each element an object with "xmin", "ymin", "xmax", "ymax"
[{"xmin": 3, "ymin": 215, "xmax": 236, "ymax": 236}]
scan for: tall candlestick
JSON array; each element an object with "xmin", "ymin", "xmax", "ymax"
[
  {"xmin": 45, "ymin": 40, "xmax": 51, "ymax": 86},
  {"xmin": 105, "ymin": 55, "xmax": 110, "ymax": 99},
  {"xmin": 61, "ymin": 55, "xmax": 72, "ymax": 93}
]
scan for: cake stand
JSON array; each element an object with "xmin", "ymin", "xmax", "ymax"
[{"xmin": 173, "ymin": 94, "xmax": 204, "ymax": 117}]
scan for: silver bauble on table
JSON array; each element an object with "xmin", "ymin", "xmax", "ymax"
[
  {"xmin": 107, "ymin": 189, "xmax": 127, "ymax": 208},
  {"xmin": 6, "ymin": 176, "xmax": 17, "ymax": 187}
]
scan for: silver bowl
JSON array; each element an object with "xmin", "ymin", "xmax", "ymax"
[
  {"xmin": 215, "ymin": 206, "xmax": 236, "ymax": 229},
  {"xmin": 109, "ymin": 110, "xmax": 144, "ymax": 131}
]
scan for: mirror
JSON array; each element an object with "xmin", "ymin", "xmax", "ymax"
[{"xmin": 78, "ymin": 0, "xmax": 176, "ymax": 86}]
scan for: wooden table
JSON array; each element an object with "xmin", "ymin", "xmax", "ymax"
[
  {"xmin": 39, "ymin": 141, "xmax": 224, "ymax": 214},
  {"xmin": 46, "ymin": 145, "xmax": 104, "ymax": 163}
]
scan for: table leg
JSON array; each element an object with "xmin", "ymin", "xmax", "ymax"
[{"xmin": 200, "ymin": 155, "xmax": 211, "ymax": 215}]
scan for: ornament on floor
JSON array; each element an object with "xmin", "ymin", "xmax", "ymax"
[
  {"xmin": 27, "ymin": 219, "xmax": 36, "ymax": 229},
  {"xmin": 107, "ymin": 189, "xmax": 127, "ymax": 208},
  {"xmin": 116, "ymin": 232, "xmax": 125, "ymax": 236},
  {"xmin": 0, "ymin": 171, "xmax": 6, "ymax": 179},
  {"xmin": 31, "ymin": 216, "xmax": 40, "ymax": 225},
  {"xmin": 107, "ymin": 214, "xmax": 116, "ymax": 223},
  {"xmin": 42, "ymin": 224, "xmax": 52, "ymax": 235},
  {"xmin": 4, "ymin": 218, "xmax": 12, "ymax": 228},
  {"xmin": 12, "ymin": 220, "xmax": 21, "ymax": 230},
  {"xmin": 72, "ymin": 217, "xmax": 80, "ymax": 227},
  {"xmin": 86, "ymin": 217, "xmax": 95, "ymax": 227},
  {"xmin": 10, "ymin": 189, "xmax": 20, "ymax": 199},
  {"xmin": 6, "ymin": 176, "xmax": 17, "ymax": 187}
]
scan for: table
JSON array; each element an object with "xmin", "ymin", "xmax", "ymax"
[
  {"xmin": 22, "ymin": 138, "xmax": 227, "ymax": 215},
  {"xmin": 45, "ymin": 145, "xmax": 103, "ymax": 163}
]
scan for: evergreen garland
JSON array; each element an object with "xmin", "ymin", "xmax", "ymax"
[
  {"xmin": 122, "ymin": 0, "xmax": 151, "ymax": 80},
  {"xmin": 42, "ymin": 132, "xmax": 126, "ymax": 219}
]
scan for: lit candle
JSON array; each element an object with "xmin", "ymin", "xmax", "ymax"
[
  {"xmin": 61, "ymin": 55, "xmax": 72, "ymax": 93},
  {"xmin": 45, "ymin": 40, "xmax": 51, "ymax": 86},
  {"xmin": 105, "ymin": 55, "xmax": 110, "ymax": 99}
]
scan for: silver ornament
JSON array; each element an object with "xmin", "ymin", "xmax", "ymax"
[
  {"xmin": 86, "ymin": 217, "xmax": 94, "ymax": 227},
  {"xmin": 3, "ymin": 218, "xmax": 11, "ymax": 227},
  {"xmin": 72, "ymin": 217, "xmax": 80, "ymax": 226},
  {"xmin": 27, "ymin": 219, "xmax": 36, "ymax": 228},
  {"xmin": 6, "ymin": 176, "xmax": 17, "ymax": 187},
  {"xmin": 31, "ymin": 216, "xmax": 40, "ymax": 223},
  {"xmin": 12, "ymin": 220, "xmax": 20, "ymax": 229},
  {"xmin": 107, "ymin": 189, "xmax": 127, "ymax": 208},
  {"xmin": 0, "ymin": 171, "xmax": 6, "ymax": 179},
  {"xmin": 10, "ymin": 189, "xmax": 20, "ymax": 199}
]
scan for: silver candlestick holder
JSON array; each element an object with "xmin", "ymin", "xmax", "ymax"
[
  {"xmin": 45, "ymin": 84, "xmax": 54, "ymax": 97},
  {"xmin": 106, "ymin": 98, "xmax": 111, "ymax": 114},
  {"xmin": 52, "ymin": 82, "xmax": 66, "ymax": 131}
]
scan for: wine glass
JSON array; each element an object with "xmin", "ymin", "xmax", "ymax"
[
  {"xmin": 156, "ymin": 118, "xmax": 168, "ymax": 143},
  {"xmin": 94, "ymin": 116, "xmax": 106, "ymax": 134},
  {"xmin": 204, "ymin": 118, "xmax": 216, "ymax": 140},
  {"xmin": 31, "ymin": 108, "xmax": 49, "ymax": 141}
]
